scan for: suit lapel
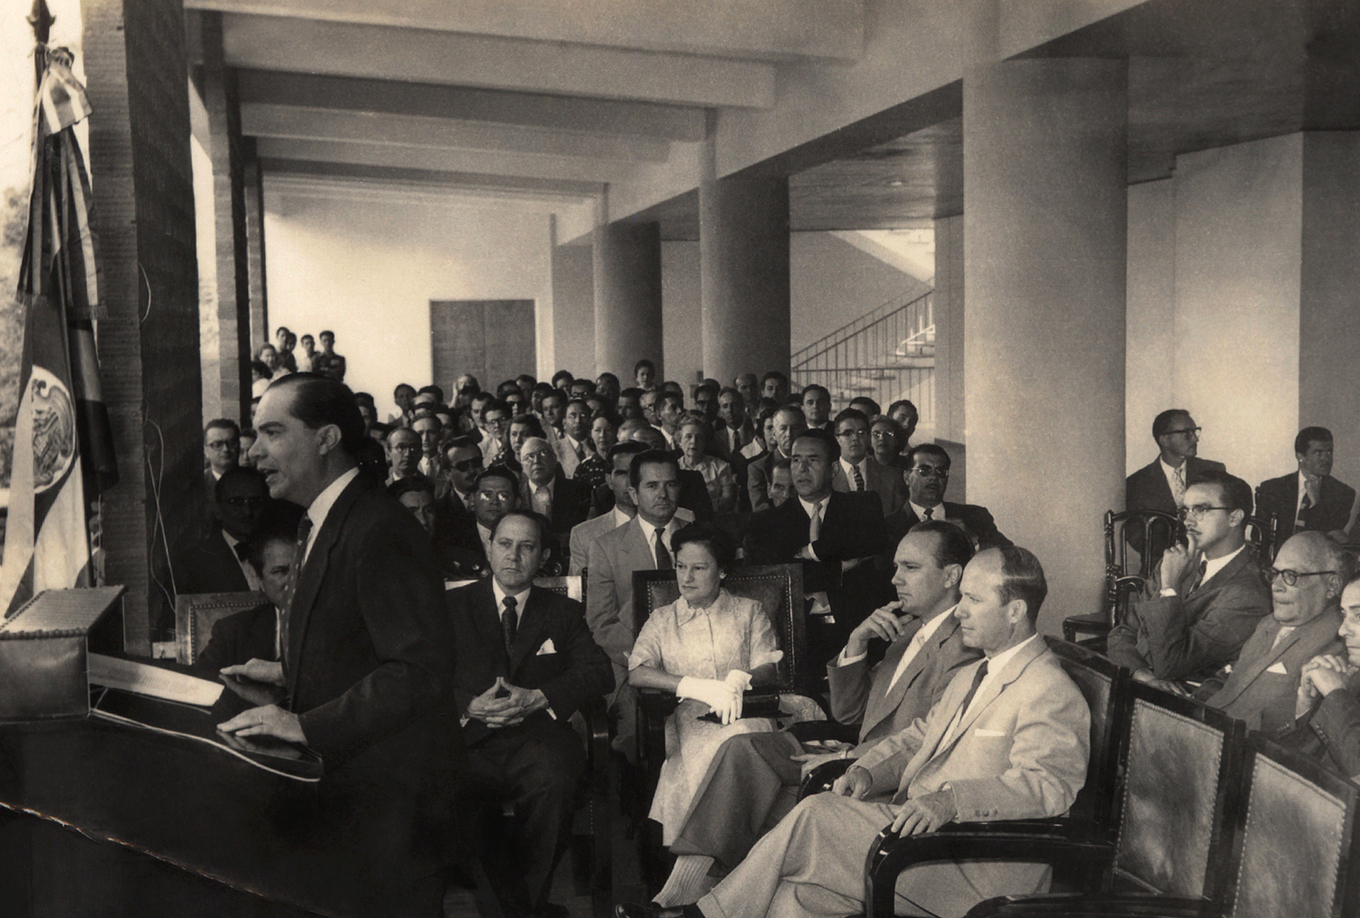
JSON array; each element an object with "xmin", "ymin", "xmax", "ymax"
[
  {"xmin": 933, "ymin": 637, "xmax": 1045, "ymax": 760},
  {"xmin": 862, "ymin": 616, "xmax": 929, "ymax": 734},
  {"xmin": 509, "ymin": 587, "xmax": 550, "ymax": 672},
  {"xmin": 285, "ymin": 477, "xmax": 362, "ymax": 695},
  {"xmin": 1217, "ymin": 619, "xmax": 1286, "ymax": 704}
]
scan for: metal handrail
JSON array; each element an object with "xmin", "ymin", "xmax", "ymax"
[{"xmin": 791, "ymin": 290, "xmax": 933, "ymax": 365}]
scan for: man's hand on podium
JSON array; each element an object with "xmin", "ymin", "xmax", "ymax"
[
  {"xmin": 218, "ymin": 659, "xmax": 287, "ymax": 706},
  {"xmin": 218, "ymin": 704, "xmax": 306, "ymax": 744}
]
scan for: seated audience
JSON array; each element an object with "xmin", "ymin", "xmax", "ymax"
[
  {"xmin": 645, "ymin": 524, "xmax": 979, "ymax": 911},
  {"xmin": 739, "ymin": 404, "xmax": 775, "ymax": 463},
  {"xmin": 676, "ymin": 416, "xmax": 738, "ymax": 514},
  {"xmin": 767, "ymin": 458, "xmax": 793, "ymax": 507},
  {"xmin": 1107, "ymin": 470, "xmax": 1271, "ymax": 690},
  {"xmin": 887, "ymin": 399, "xmax": 918, "ymax": 452},
  {"xmin": 449, "ymin": 511, "xmax": 613, "ymax": 918},
  {"xmin": 479, "ymin": 399, "xmax": 513, "ymax": 466},
  {"xmin": 635, "ymin": 359, "xmax": 658, "ymax": 392},
  {"xmin": 1196, "ymin": 531, "xmax": 1349, "ymax": 732},
  {"xmin": 760, "ymin": 370, "xmax": 790, "ymax": 404},
  {"xmin": 595, "ymin": 372, "xmax": 621, "ymax": 406},
  {"xmin": 237, "ymin": 428, "xmax": 256, "ymax": 468},
  {"xmin": 1125, "ymin": 408, "xmax": 1226, "ymax": 557},
  {"xmin": 734, "ymin": 373, "xmax": 759, "ymax": 408},
  {"xmin": 411, "ymin": 410, "xmax": 443, "ymax": 479},
  {"xmin": 713, "ymin": 387, "xmax": 757, "ymax": 460},
  {"xmin": 520, "ymin": 437, "xmax": 593, "ymax": 554},
  {"xmin": 801, "ymin": 384, "xmax": 833, "ymax": 432},
  {"xmin": 745, "ymin": 429, "xmax": 889, "ymax": 665},
  {"xmin": 195, "ymin": 531, "xmax": 297, "ymax": 674},
  {"xmin": 177, "ymin": 467, "xmax": 272, "ymax": 596},
  {"xmin": 384, "ymin": 427, "xmax": 424, "ymax": 484},
  {"xmin": 657, "ymin": 391, "xmax": 685, "ymax": 449},
  {"xmin": 442, "ymin": 467, "xmax": 524, "ymax": 577},
  {"xmin": 604, "ymin": 422, "xmax": 713, "ymax": 520},
  {"xmin": 832, "ymin": 408, "xmax": 906, "ymax": 515},
  {"xmin": 556, "ymin": 398, "xmax": 594, "ymax": 478},
  {"xmin": 617, "ymin": 387, "xmax": 644, "ymax": 422},
  {"xmin": 747, "ymin": 405, "xmax": 806, "ymax": 513},
  {"xmin": 886, "ymin": 444, "xmax": 1011, "ymax": 551},
  {"xmin": 617, "ymin": 546, "xmax": 1089, "ymax": 918},
  {"xmin": 870, "ymin": 415, "xmax": 908, "ymax": 471},
  {"xmin": 1288, "ymin": 572, "xmax": 1360, "ymax": 779},
  {"xmin": 628, "ymin": 523, "xmax": 822, "ymax": 847},
  {"xmin": 389, "ymin": 475, "xmax": 438, "ymax": 538},
  {"xmin": 848, "ymin": 396, "xmax": 880, "ymax": 418},
  {"xmin": 434, "ymin": 434, "xmax": 484, "ymax": 519},
  {"xmin": 1258, "ymin": 426, "xmax": 1356, "ymax": 540},
  {"xmin": 574, "ymin": 413, "xmax": 616, "ymax": 491},
  {"xmin": 389, "ymin": 382, "xmax": 417, "ymax": 427}
]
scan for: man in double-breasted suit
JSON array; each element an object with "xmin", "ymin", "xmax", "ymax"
[
  {"xmin": 1197, "ymin": 532, "xmax": 1348, "ymax": 733},
  {"xmin": 643, "ymin": 525, "xmax": 981, "ymax": 910},
  {"xmin": 1257, "ymin": 426, "xmax": 1356, "ymax": 538},
  {"xmin": 745, "ymin": 429, "xmax": 890, "ymax": 664},
  {"xmin": 587, "ymin": 449, "xmax": 688, "ymax": 754},
  {"xmin": 1108, "ymin": 472, "xmax": 1271, "ymax": 689},
  {"xmin": 619, "ymin": 547, "xmax": 1089, "ymax": 918},
  {"xmin": 449, "ymin": 511, "xmax": 613, "ymax": 918},
  {"xmin": 218, "ymin": 374, "xmax": 458, "ymax": 917}
]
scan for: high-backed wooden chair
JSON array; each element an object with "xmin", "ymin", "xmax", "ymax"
[
  {"xmin": 173, "ymin": 590, "xmax": 266, "ymax": 665},
  {"xmin": 965, "ymin": 732, "xmax": 1360, "ymax": 918},
  {"xmin": 1063, "ymin": 509, "xmax": 1179, "ymax": 648},
  {"xmin": 866, "ymin": 684, "xmax": 1245, "ymax": 918},
  {"xmin": 631, "ymin": 563, "xmax": 806, "ymax": 884}
]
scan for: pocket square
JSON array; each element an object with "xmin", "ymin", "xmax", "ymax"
[
  {"xmin": 536, "ymin": 638, "xmax": 557, "ymax": 656},
  {"xmin": 974, "ymin": 728, "xmax": 1007, "ymax": 737},
  {"xmin": 1266, "ymin": 662, "xmax": 1288, "ymax": 675}
]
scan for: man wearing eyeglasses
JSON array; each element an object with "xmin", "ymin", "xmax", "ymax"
[
  {"xmin": 1108, "ymin": 470, "xmax": 1271, "ymax": 692},
  {"xmin": 1195, "ymin": 531, "xmax": 1349, "ymax": 732},
  {"xmin": 884, "ymin": 444, "xmax": 1011, "ymax": 551},
  {"xmin": 436, "ymin": 434, "xmax": 484, "ymax": 518},
  {"xmin": 1125, "ymin": 409, "xmax": 1226, "ymax": 557},
  {"xmin": 384, "ymin": 427, "xmax": 424, "ymax": 484}
]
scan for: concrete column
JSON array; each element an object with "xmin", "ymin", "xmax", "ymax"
[
  {"xmin": 551, "ymin": 220, "xmax": 595, "ymax": 380},
  {"xmin": 963, "ymin": 59, "xmax": 1128, "ymax": 635},
  {"xmin": 83, "ymin": 0, "xmax": 203, "ymax": 653},
  {"xmin": 593, "ymin": 220, "xmax": 663, "ymax": 380},
  {"xmin": 1300, "ymin": 132, "xmax": 1360, "ymax": 513},
  {"xmin": 699, "ymin": 174, "xmax": 790, "ymax": 386},
  {"xmin": 201, "ymin": 11, "xmax": 251, "ymax": 422},
  {"xmin": 243, "ymin": 139, "xmax": 269, "ymax": 350},
  {"xmin": 932, "ymin": 214, "xmax": 965, "ymax": 449}
]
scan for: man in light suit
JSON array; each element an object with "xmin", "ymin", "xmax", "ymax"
[
  {"xmin": 641, "ymin": 523, "xmax": 981, "ymax": 911},
  {"xmin": 570, "ymin": 443, "xmax": 694, "ymax": 575},
  {"xmin": 884, "ymin": 443, "xmax": 1011, "ymax": 551},
  {"xmin": 218, "ymin": 373, "xmax": 458, "ymax": 917},
  {"xmin": 587, "ymin": 449, "xmax": 687, "ymax": 755},
  {"xmin": 1107, "ymin": 470, "xmax": 1271, "ymax": 691},
  {"xmin": 1125, "ymin": 408, "xmax": 1226, "ymax": 557},
  {"xmin": 831, "ymin": 408, "xmax": 907, "ymax": 516},
  {"xmin": 449, "ymin": 511, "xmax": 613, "ymax": 918},
  {"xmin": 1197, "ymin": 531, "xmax": 1350, "ymax": 733},
  {"xmin": 617, "ymin": 546, "xmax": 1089, "ymax": 918},
  {"xmin": 1257, "ymin": 426, "xmax": 1356, "ymax": 539}
]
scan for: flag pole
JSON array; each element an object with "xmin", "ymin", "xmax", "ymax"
[{"xmin": 29, "ymin": 0, "xmax": 53, "ymax": 87}]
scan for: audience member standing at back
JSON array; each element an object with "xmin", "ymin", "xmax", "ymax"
[
  {"xmin": 1126, "ymin": 408, "xmax": 1225, "ymax": 558},
  {"xmin": 1257, "ymin": 426, "xmax": 1356, "ymax": 541}
]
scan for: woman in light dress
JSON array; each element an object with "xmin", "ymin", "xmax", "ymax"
[{"xmin": 628, "ymin": 522, "xmax": 821, "ymax": 844}]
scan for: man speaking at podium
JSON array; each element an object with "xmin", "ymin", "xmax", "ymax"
[{"xmin": 218, "ymin": 372, "xmax": 458, "ymax": 916}]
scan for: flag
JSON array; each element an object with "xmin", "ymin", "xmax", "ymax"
[{"xmin": 1, "ymin": 50, "xmax": 116, "ymax": 616}]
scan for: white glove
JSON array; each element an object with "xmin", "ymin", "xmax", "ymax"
[
  {"xmin": 677, "ymin": 676, "xmax": 742, "ymax": 725},
  {"xmin": 724, "ymin": 669, "xmax": 754, "ymax": 692}
]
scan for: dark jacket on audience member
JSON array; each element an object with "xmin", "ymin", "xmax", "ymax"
[
  {"xmin": 1256, "ymin": 473, "xmax": 1356, "ymax": 536},
  {"xmin": 194, "ymin": 601, "xmax": 278, "ymax": 675},
  {"xmin": 884, "ymin": 501, "xmax": 1011, "ymax": 552},
  {"xmin": 1124, "ymin": 456, "xmax": 1226, "ymax": 555},
  {"xmin": 1285, "ymin": 670, "xmax": 1360, "ymax": 780}
]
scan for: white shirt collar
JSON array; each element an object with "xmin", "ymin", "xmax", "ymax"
[
  {"xmin": 798, "ymin": 494, "xmax": 830, "ymax": 518},
  {"xmin": 302, "ymin": 467, "xmax": 359, "ymax": 562},
  {"xmin": 1160, "ymin": 457, "xmax": 1187, "ymax": 494},
  {"xmin": 492, "ymin": 578, "xmax": 532, "ymax": 618},
  {"xmin": 1201, "ymin": 543, "xmax": 1245, "ymax": 585},
  {"xmin": 983, "ymin": 632, "xmax": 1040, "ymax": 671},
  {"xmin": 635, "ymin": 514, "xmax": 677, "ymax": 546},
  {"xmin": 840, "ymin": 457, "xmax": 867, "ymax": 479},
  {"xmin": 909, "ymin": 499, "xmax": 942, "ymax": 519},
  {"xmin": 612, "ymin": 506, "xmax": 634, "ymax": 529}
]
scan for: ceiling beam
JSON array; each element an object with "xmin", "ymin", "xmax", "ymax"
[
  {"xmin": 237, "ymin": 71, "xmax": 708, "ymax": 141},
  {"xmin": 223, "ymin": 14, "xmax": 775, "ymax": 108},
  {"xmin": 188, "ymin": 0, "xmax": 863, "ymax": 62},
  {"xmin": 256, "ymin": 137, "xmax": 642, "ymax": 184},
  {"xmin": 242, "ymin": 104, "xmax": 672, "ymax": 163},
  {"xmin": 259, "ymin": 157, "xmax": 603, "ymax": 199}
]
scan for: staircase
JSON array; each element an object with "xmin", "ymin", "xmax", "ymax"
[{"xmin": 791, "ymin": 290, "xmax": 934, "ymax": 422}]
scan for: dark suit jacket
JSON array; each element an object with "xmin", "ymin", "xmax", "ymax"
[
  {"xmin": 195, "ymin": 601, "xmax": 277, "ymax": 675},
  {"xmin": 1107, "ymin": 546, "xmax": 1271, "ymax": 682},
  {"xmin": 884, "ymin": 501, "xmax": 1012, "ymax": 551},
  {"xmin": 522, "ymin": 471, "xmax": 593, "ymax": 542},
  {"xmin": 745, "ymin": 491, "xmax": 890, "ymax": 637},
  {"xmin": 1125, "ymin": 455, "xmax": 1226, "ymax": 555},
  {"xmin": 746, "ymin": 447, "xmax": 786, "ymax": 513},
  {"xmin": 286, "ymin": 473, "xmax": 458, "ymax": 774},
  {"xmin": 1196, "ymin": 609, "xmax": 1344, "ymax": 733},
  {"xmin": 1290, "ymin": 670, "xmax": 1360, "ymax": 779},
  {"xmin": 1257, "ymin": 473, "xmax": 1356, "ymax": 535},
  {"xmin": 175, "ymin": 531, "xmax": 253, "ymax": 595},
  {"xmin": 447, "ymin": 580, "xmax": 613, "ymax": 749},
  {"xmin": 832, "ymin": 457, "xmax": 907, "ymax": 516}
]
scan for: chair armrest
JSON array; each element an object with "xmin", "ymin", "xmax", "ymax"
[
  {"xmin": 865, "ymin": 820, "xmax": 1114, "ymax": 918},
  {"xmin": 1062, "ymin": 614, "xmax": 1111, "ymax": 643},
  {"xmin": 578, "ymin": 695, "xmax": 610, "ymax": 796},
  {"xmin": 797, "ymin": 758, "xmax": 854, "ymax": 800},
  {"xmin": 788, "ymin": 720, "xmax": 859, "ymax": 745},
  {"xmin": 967, "ymin": 894, "xmax": 1212, "ymax": 917}
]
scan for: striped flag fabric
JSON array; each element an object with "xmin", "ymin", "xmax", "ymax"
[{"xmin": 1, "ymin": 50, "xmax": 116, "ymax": 616}]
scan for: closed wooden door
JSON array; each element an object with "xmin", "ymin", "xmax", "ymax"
[{"xmin": 430, "ymin": 300, "xmax": 536, "ymax": 397}]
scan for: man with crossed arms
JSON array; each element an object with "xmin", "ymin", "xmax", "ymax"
[
  {"xmin": 618, "ymin": 546, "xmax": 1089, "ymax": 918},
  {"xmin": 641, "ymin": 522, "xmax": 980, "ymax": 913}
]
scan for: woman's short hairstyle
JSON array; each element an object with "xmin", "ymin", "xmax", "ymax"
[{"xmin": 670, "ymin": 521, "xmax": 738, "ymax": 573}]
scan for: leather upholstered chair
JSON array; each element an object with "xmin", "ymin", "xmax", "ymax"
[{"xmin": 174, "ymin": 590, "xmax": 267, "ymax": 665}]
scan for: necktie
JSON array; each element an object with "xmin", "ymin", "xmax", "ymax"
[
  {"xmin": 886, "ymin": 627, "xmax": 930, "ymax": 693},
  {"xmin": 1297, "ymin": 483, "xmax": 1316, "ymax": 530},
  {"xmin": 1188, "ymin": 557, "xmax": 1207, "ymax": 594},
  {"xmin": 280, "ymin": 513, "xmax": 313, "ymax": 670},
  {"xmin": 1172, "ymin": 465, "xmax": 1186, "ymax": 506},
  {"xmin": 233, "ymin": 541, "xmax": 250, "ymax": 562},
  {"xmin": 575, "ymin": 441, "xmax": 586, "ymax": 462},
  {"xmin": 809, "ymin": 500, "xmax": 824, "ymax": 543},
  {"xmin": 851, "ymin": 464, "xmax": 865, "ymax": 492},
  {"xmin": 923, "ymin": 507, "xmax": 934, "ymax": 520},
  {"xmin": 945, "ymin": 660, "xmax": 989, "ymax": 740},
  {"xmin": 654, "ymin": 528, "xmax": 672, "ymax": 569},
  {"xmin": 502, "ymin": 596, "xmax": 518, "ymax": 657},
  {"xmin": 535, "ymin": 485, "xmax": 552, "ymax": 519}
]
